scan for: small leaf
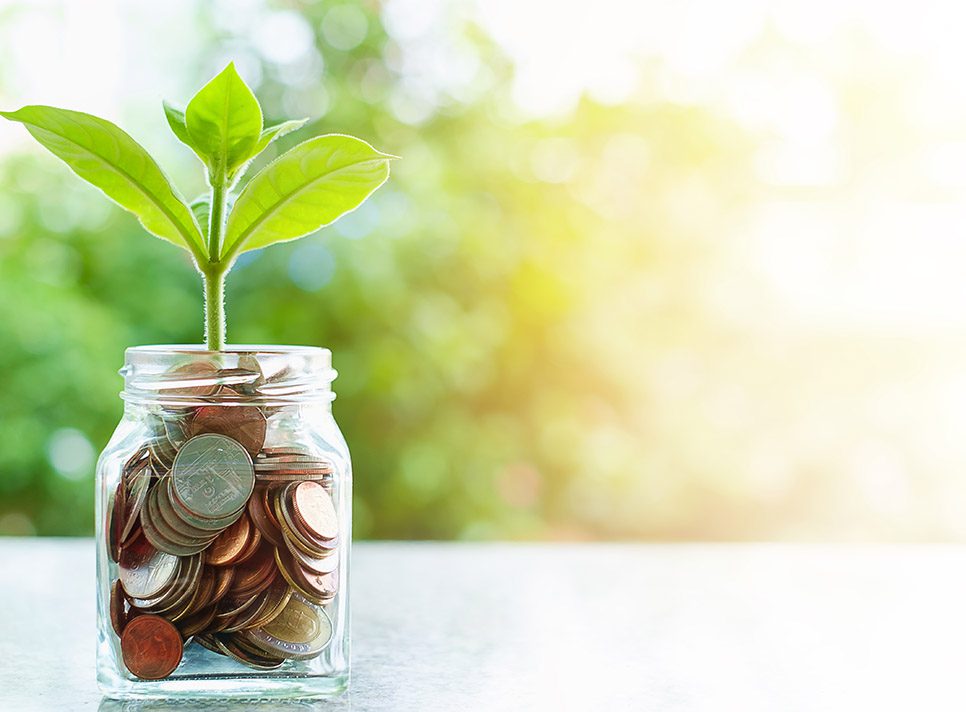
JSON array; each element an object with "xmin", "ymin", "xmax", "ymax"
[
  {"xmin": 253, "ymin": 118, "xmax": 308, "ymax": 155},
  {"xmin": 190, "ymin": 195, "xmax": 210, "ymax": 237},
  {"xmin": 222, "ymin": 134, "xmax": 392, "ymax": 259},
  {"xmin": 162, "ymin": 101, "xmax": 194, "ymax": 150},
  {"xmin": 190, "ymin": 193, "xmax": 234, "ymax": 238},
  {"xmin": 232, "ymin": 118, "xmax": 309, "ymax": 186},
  {"xmin": 185, "ymin": 63, "xmax": 262, "ymax": 178},
  {"xmin": 0, "ymin": 105, "xmax": 206, "ymax": 257}
]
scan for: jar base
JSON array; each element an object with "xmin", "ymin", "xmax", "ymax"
[
  {"xmin": 97, "ymin": 668, "xmax": 349, "ymax": 701},
  {"xmin": 97, "ymin": 637, "xmax": 349, "ymax": 700}
]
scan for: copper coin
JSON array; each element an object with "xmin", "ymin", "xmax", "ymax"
[
  {"xmin": 230, "ymin": 544, "xmax": 276, "ymax": 598},
  {"xmin": 274, "ymin": 546, "xmax": 331, "ymax": 606},
  {"xmin": 222, "ymin": 585, "xmax": 278, "ymax": 633},
  {"xmin": 178, "ymin": 605, "xmax": 218, "ymax": 638},
  {"xmin": 164, "ymin": 361, "xmax": 220, "ymax": 397},
  {"xmin": 213, "ymin": 592, "xmax": 261, "ymax": 629},
  {"xmin": 187, "ymin": 567, "xmax": 218, "ymax": 614},
  {"xmin": 210, "ymin": 567, "xmax": 235, "ymax": 605},
  {"xmin": 247, "ymin": 488, "xmax": 283, "ymax": 546},
  {"xmin": 206, "ymin": 515, "xmax": 251, "ymax": 566},
  {"xmin": 275, "ymin": 490, "xmax": 336, "ymax": 557},
  {"xmin": 189, "ymin": 406, "xmax": 266, "ymax": 457},
  {"xmin": 231, "ymin": 526, "xmax": 262, "ymax": 566},
  {"xmin": 291, "ymin": 481, "xmax": 338, "ymax": 541},
  {"xmin": 262, "ymin": 485, "xmax": 282, "ymax": 531},
  {"xmin": 109, "ymin": 579, "xmax": 127, "ymax": 637},
  {"xmin": 120, "ymin": 615, "xmax": 184, "ymax": 680}
]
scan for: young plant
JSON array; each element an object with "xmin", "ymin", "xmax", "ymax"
[{"xmin": 1, "ymin": 63, "xmax": 393, "ymax": 350}]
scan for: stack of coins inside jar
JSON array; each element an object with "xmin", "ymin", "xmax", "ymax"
[{"xmin": 106, "ymin": 357, "xmax": 340, "ymax": 680}]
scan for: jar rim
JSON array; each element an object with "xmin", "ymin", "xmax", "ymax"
[
  {"xmin": 120, "ymin": 344, "xmax": 336, "ymax": 406},
  {"xmin": 126, "ymin": 344, "xmax": 331, "ymax": 356}
]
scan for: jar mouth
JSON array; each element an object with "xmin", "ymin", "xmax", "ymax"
[
  {"xmin": 121, "ymin": 344, "xmax": 336, "ymax": 407},
  {"xmin": 126, "ymin": 344, "xmax": 329, "ymax": 355}
]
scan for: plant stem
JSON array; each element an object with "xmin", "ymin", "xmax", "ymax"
[
  {"xmin": 204, "ymin": 170, "xmax": 229, "ymax": 350},
  {"xmin": 203, "ymin": 269, "xmax": 226, "ymax": 350}
]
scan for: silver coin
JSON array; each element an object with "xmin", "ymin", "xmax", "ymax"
[
  {"xmin": 171, "ymin": 434, "xmax": 254, "ymax": 519},
  {"xmin": 118, "ymin": 540, "xmax": 179, "ymax": 600},
  {"xmin": 120, "ymin": 460, "xmax": 152, "ymax": 542}
]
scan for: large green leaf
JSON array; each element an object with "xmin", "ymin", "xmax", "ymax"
[
  {"xmin": 185, "ymin": 63, "xmax": 262, "ymax": 178},
  {"xmin": 0, "ymin": 105, "xmax": 205, "ymax": 256},
  {"xmin": 222, "ymin": 134, "xmax": 392, "ymax": 259}
]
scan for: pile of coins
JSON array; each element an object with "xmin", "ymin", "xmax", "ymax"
[{"xmin": 106, "ymin": 359, "xmax": 341, "ymax": 680}]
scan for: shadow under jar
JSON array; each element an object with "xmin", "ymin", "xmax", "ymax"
[{"xmin": 96, "ymin": 346, "xmax": 351, "ymax": 700}]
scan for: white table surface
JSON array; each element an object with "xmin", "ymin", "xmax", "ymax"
[{"xmin": 1, "ymin": 539, "xmax": 964, "ymax": 711}]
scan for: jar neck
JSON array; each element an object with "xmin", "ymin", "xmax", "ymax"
[{"xmin": 119, "ymin": 345, "xmax": 337, "ymax": 408}]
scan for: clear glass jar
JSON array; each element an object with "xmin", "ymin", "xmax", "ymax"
[{"xmin": 95, "ymin": 346, "xmax": 350, "ymax": 700}]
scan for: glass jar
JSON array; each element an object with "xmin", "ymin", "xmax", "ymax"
[{"xmin": 95, "ymin": 346, "xmax": 350, "ymax": 700}]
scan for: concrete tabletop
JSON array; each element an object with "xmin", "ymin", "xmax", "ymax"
[{"xmin": 0, "ymin": 539, "xmax": 963, "ymax": 711}]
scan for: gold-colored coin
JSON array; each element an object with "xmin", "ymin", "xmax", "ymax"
[{"xmin": 242, "ymin": 593, "xmax": 332, "ymax": 660}]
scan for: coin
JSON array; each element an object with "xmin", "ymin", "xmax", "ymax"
[
  {"xmin": 108, "ymin": 482, "xmax": 123, "ymax": 563},
  {"xmin": 247, "ymin": 487, "xmax": 283, "ymax": 546},
  {"xmin": 163, "ymin": 361, "xmax": 220, "ymax": 398},
  {"xmin": 230, "ymin": 544, "xmax": 276, "ymax": 599},
  {"xmin": 246, "ymin": 578, "xmax": 294, "ymax": 629},
  {"xmin": 120, "ymin": 615, "xmax": 183, "ymax": 680},
  {"xmin": 242, "ymin": 593, "xmax": 332, "ymax": 660},
  {"xmin": 171, "ymin": 434, "xmax": 254, "ymax": 519},
  {"xmin": 221, "ymin": 583, "xmax": 280, "ymax": 633},
  {"xmin": 110, "ymin": 579, "xmax": 128, "ymax": 637},
  {"xmin": 178, "ymin": 605, "xmax": 218, "ymax": 638},
  {"xmin": 141, "ymin": 486, "xmax": 214, "ymax": 557},
  {"xmin": 149, "ymin": 435, "xmax": 179, "ymax": 472},
  {"xmin": 132, "ymin": 554, "xmax": 201, "ymax": 613},
  {"xmin": 118, "ymin": 538, "xmax": 179, "ymax": 600},
  {"xmin": 164, "ymin": 477, "xmax": 243, "ymax": 532},
  {"xmin": 190, "ymin": 406, "xmax": 267, "ymax": 457},
  {"xmin": 231, "ymin": 525, "xmax": 262, "ymax": 566},
  {"xmin": 177, "ymin": 567, "xmax": 216, "ymax": 619},
  {"xmin": 274, "ymin": 546, "xmax": 336, "ymax": 605},
  {"xmin": 154, "ymin": 479, "xmax": 227, "ymax": 538},
  {"xmin": 287, "ymin": 541, "xmax": 339, "ymax": 576},
  {"xmin": 215, "ymin": 634, "xmax": 284, "ymax": 670},
  {"xmin": 206, "ymin": 515, "xmax": 251, "ymax": 566},
  {"xmin": 120, "ymin": 462, "xmax": 151, "ymax": 543},
  {"xmin": 274, "ymin": 487, "xmax": 337, "ymax": 558},
  {"xmin": 291, "ymin": 481, "xmax": 338, "ymax": 541},
  {"xmin": 210, "ymin": 566, "xmax": 235, "ymax": 605}
]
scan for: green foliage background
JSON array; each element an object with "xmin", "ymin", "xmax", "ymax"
[{"xmin": 0, "ymin": 2, "xmax": 752, "ymax": 539}]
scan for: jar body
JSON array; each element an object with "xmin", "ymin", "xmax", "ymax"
[{"xmin": 95, "ymin": 347, "xmax": 350, "ymax": 699}]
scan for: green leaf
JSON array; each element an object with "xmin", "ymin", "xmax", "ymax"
[
  {"xmin": 0, "ymin": 105, "xmax": 206, "ymax": 257},
  {"xmin": 190, "ymin": 195, "xmax": 210, "ymax": 237},
  {"xmin": 222, "ymin": 134, "xmax": 392, "ymax": 259},
  {"xmin": 185, "ymin": 63, "xmax": 262, "ymax": 178},
  {"xmin": 232, "ymin": 118, "xmax": 309, "ymax": 186},
  {"xmin": 253, "ymin": 118, "xmax": 308, "ymax": 155},
  {"xmin": 190, "ymin": 193, "xmax": 234, "ymax": 238},
  {"xmin": 162, "ymin": 100, "xmax": 193, "ymax": 149}
]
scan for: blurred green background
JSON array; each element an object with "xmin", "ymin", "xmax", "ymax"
[{"xmin": 6, "ymin": 0, "xmax": 966, "ymax": 540}]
